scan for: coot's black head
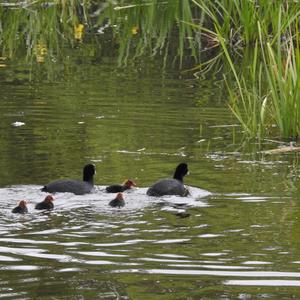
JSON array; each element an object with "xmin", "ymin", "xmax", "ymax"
[
  {"xmin": 173, "ymin": 163, "xmax": 188, "ymax": 182},
  {"xmin": 83, "ymin": 164, "xmax": 96, "ymax": 183}
]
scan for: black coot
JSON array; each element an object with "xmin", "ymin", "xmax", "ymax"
[
  {"xmin": 109, "ymin": 192, "xmax": 125, "ymax": 208},
  {"xmin": 35, "ymin": 195, "xmax": 54, "ymax": 210},
  {"xmin": 12, "ymin": 200, "xmax": 28, "ymax": 214},
  {"xmin": 147, "ymin": 163, "xmax": 189, "ymax": 196},
  {"xmin": 41, "ymin": 164, "xmax": 95, "ymax": 195},
  {"xmin": 106, "ymin": 179, "xmax": 136, "ymax": 193}
]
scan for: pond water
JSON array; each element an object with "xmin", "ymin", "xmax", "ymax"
[{"xmin": 0, "ymin": 54, "xmax": 300, "ymax": 299}]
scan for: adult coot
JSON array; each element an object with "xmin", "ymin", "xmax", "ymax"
[
  {"xmin": 106, "ymin": 179, "xmax": 136, "ymax": 193},
  {"xmin": 41, "ymin": 164, "xmax": 95, "ymax": 195},
  {"xmin": 147, "ymin": 163, "xmax": 189, "ymax": 196},
  {"xmin": 35, "ymin": 195, "xmax": 54, "ymax": 210},
  {"xmin": 109, "ymin": 192, "xmax": 125, "ymax": 208},
  {"xmin": 12, "ymin": 200, "xmax": 28, "ymax": 214}
]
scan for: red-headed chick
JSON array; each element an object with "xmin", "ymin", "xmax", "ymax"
[
  {"xmin": 12, "ymin": 200, "xmax": 28, "ymax": 214},
  {"xmin": 35, "ymin": 195, "xmax": 54, "ymax": 210},
  {"xmin": 109, "ymin": 192, "xmax": 125, "ymax": 208},
  {"xmin": 106, "ymin": 179, "xmax": 136, "ymax": 193}
]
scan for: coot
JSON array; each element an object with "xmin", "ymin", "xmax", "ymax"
[
  {"xmin": 109, "ymin": 192, "xmax": 125, "ymax": 208},
  {"xmin": 41, "ymin": 164, "xmax": 95, "ymax": 195},
  {"xmin": 106, "ymin": 179, "xmax": 136, "ymax": 193},
  {"xmin": 12, "ymin": 200, "xmax": 28, "ymax": 214},
  {"xmin": 35, "ymin": 195, "xmax": 54, "ymax": 210},
  {"xmin": 147, "ymin": 163, "xmax": 189, "ymax": 196}
]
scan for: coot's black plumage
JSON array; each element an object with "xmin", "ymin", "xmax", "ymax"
[
  {"xmin": 35, "ymin": 195, "xmax": 54, "ymax": 210},
  {"xmin": 147, "ymin": 163, "xmax": 189, "ymax": 197},
  {"xmin": 106, "ymin": 179, "xmax": 136, "ymax": 193},
  {"xmin": 41, "ymin": 164, "xmax": 95, "ymax": 195},
  {"xmin": 109, "ymin": 192, "xmax": 125, "ymax": 208},
  {"xmin": 12, "ymin": 200, "xmax": 28, "ymax": 214}
]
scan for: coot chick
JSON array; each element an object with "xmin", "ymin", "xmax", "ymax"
[
  {"xmin": 35, "ymin": 195, "xmax": 54, "ymax": 210},
  {"xmin": 41, "ymin": 164, "xmax": 95, "ymax": 195},
  {"xmin": 106, "ymin": 179, "xmax": 136, "ymax": 193},
  {"xmin": 109, "ymin": 192, "xmax": 125, "ymax": 208},
  {"xmin": 12, "ymin": 200, "xmax": 28, "ymax": 214},
  {"xmin": 147, "ymin": 163, "xmax": 189, "ymax": 197}
]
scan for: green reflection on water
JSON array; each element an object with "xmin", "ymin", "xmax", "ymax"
[{"xmin": 0, "ymin": 51, "xmax": 227, "ymax": 188}]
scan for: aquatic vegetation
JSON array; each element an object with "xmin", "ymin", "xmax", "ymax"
[
  {"xmin": 1, "ymin": 1, "xmax": 300, "ymax": 66},
  {"xmin": 0, "ymin": 0, "xmax": 91, "ymax": 61},
  {"xmin": 191, "ymin": 0, "xmax": 300, "ymax": 47},
  {"xmin": 0, "ymin": 0, "xmax": 200, "ymax": 66},
  {"xmin": 221, "ymin": 40, "xmax": 268, "ymax": 139},
  {"xmin": 101, "ymin": 0, "xmax": 200, "ymax": 66},
  {"xmin": 221, "ymin": 19, "xmax": 300, "ymax": 140}
]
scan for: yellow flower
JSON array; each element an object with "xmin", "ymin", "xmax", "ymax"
[
  {"xmin": 75, "ymin": 24, "xmax": 84, "ymax": 40},
  {"xmin": 131, "ymin": 26, "xmax": 139, "ymax": 35},
  {"xmin": 35, "ymin": 41, "xmax": 48, "ymax": 63}
]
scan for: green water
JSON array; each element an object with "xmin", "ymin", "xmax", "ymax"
[{"xmin": 0, "ymin": 52, "xmax": 300, "ymax": 299}]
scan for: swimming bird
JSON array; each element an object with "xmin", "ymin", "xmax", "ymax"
[
  {"xmin": 35, "ymin": 195, "xmax": 54, "ymax": 210},
  {"xmin": 147, "ymin": 163, "xmax": 189, "ymax": 197},
  {"xmin": 106, "ymin": 179, "xmax": 136, "ymax": 193},
  {"xmin": 109, "ymin": 192, "xmax": 125, "ymax": 208},
  {"xmin": 12, "ymin": 200, "xmax": 28, "ymax": 214},
  {"xmin": 41, "ymin": 164, "xmax": 95, "ymax": 195}
]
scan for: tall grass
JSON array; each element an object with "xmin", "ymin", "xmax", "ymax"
[
  {"xmin": 262, "ymin": 32, "xmax": 300, "ymax": 139},
  {"xmin": 100, "ymin": 0, "xmax": 200, "ymax": 66},
  {"xmin": 191, "ymin": 0, "xmax": 300, "ymax": 47},
  {"xmin": 0, "ymin": 1, "xmax": 201, "ymax": 66},
  {"xmin": 0, "ymin": 1, "xmax": 90, "ymax": 61},
  {"xmin": 220, "ymin": 16, "xmax": 300, "ymax": 140},
  {"xmin": 221, "ymin": 40, "xmax": 268, "ymax": 139}
]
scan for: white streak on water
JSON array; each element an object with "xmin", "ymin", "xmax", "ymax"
[
  {"xmin": 112, "ymin": 269, "xmax": 300, "ymax": 278},
  {"xmin": 224, "ymin": 280, "xmax": 300, "ymax": 286}
]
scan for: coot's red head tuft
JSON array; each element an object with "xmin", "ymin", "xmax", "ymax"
[
  {"xmin": 45, "ymin": 195, "xmax": 54, "ymax": 203},
  {"xmin": 116, "ymin": 193, "xmax": 124, "ymax": 201},
  {"xmin": 19, "ymin": 200, "xmax": 27, "ymax": 208},
  {"xmin": 123, "ymin": 179, "xmax": 136, "ymax": 188}
]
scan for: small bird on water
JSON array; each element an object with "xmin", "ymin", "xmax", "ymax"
[
  {"xmin": 12, "ymin": 200, "xmax": 28, "ymax": 214},
  {"xmin": 35, "ymin": 195, "xmax": 54, "ymax": 210},
  {"xmin": 106, "ymin": 179, "xmax": 136, "ymax": 193},
  {"xmin": 109, "ymin": 192, "xmax": 125, "ymax": 208}
]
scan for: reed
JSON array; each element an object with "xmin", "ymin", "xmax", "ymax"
[
  {"xmin": 0, "ymin": 1, "xmax": 90, "ymax": 61},
  {"xmin": 191, "ymin": 0, "xmax": 300, "ymax": 48},
  {"xmin": 261, "ymin": 28, "xmax": 300, "ymax": 139},
  {"xmin": 101, "ymin": 0, "xmax": 199, "ymax": 66},
  {"xmin": 220, "ymin": 16, "xmax": 300, "ymax": 140}
]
